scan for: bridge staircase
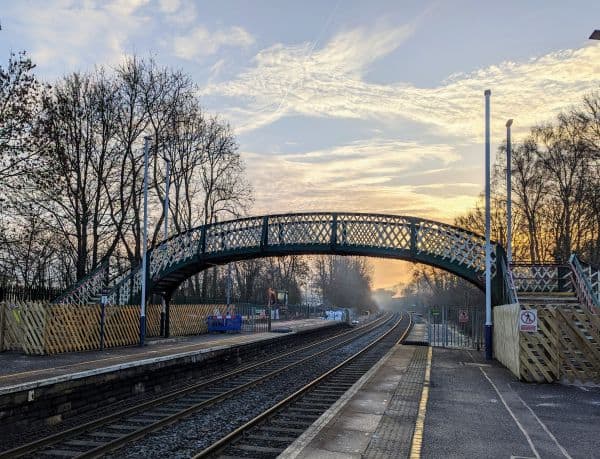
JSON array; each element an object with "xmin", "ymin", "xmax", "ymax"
[{"xmin": 510, "ymin": 257, "xmax": 600, "ymax": 383}]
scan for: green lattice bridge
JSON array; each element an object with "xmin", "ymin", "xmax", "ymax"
[{"xmin": 54, "ymin": 212, "xmax": 512, "ymax": 306}]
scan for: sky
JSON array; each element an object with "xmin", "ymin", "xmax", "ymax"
[{"xmin": 1, "ymin": 0, "xmax": 600, "ymax": 291}]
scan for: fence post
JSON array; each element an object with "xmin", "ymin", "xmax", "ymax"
[
  {"xmin": 99, "ymin": 299, "xmax": 106, "ymax": 350},
  {"xmin": 427, "ymin": 308, "xmax": 431, "ymax": 344},
  {"xmin": 0, "ymin": 303, "xmax": 5, "ymax": 352}
]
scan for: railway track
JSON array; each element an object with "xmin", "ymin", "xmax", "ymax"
[
  {"xmin": 196, "ymin": 312, "xmax": 412, "ymax": 458},
  {"xmin": 1, "ymin": 314, "xmax": 399, "ymax": 459}
]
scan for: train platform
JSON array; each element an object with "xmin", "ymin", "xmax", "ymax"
[
  {"xmin": 281, "ymin": 344, "xmax": 600, "ymax": 458},
  {"xmin": 403, "ymin": 322, "xmax": 428, "ymax": 346},
  {"xmin": 0, "ymin": 318, "xmax": 340, "ymax": 393}
]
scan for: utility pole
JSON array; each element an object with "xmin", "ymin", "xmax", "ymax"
[
  {"xmin": 506, "ymin": 119, "xmax": 513, "ymax": 264},
  {"xmin": 484, "ymin": 90, "xmax": 493, "ymax": 360},
  {"xmin": 160, "ymin": 157, "xmax": 170, "ymax": 337},
  {"xmin": 140, "ymin": 136, "xmax": 151, "ymax": 346}
]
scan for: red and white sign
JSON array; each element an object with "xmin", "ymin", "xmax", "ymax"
[
  {"xmin": 458, "ymin": 309, "xmax": 469, "ymax": 323},
  {"xmin": 519, "ymin": 309, "xmax": 538, "ymax": 333}
]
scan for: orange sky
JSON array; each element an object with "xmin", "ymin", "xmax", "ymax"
[{"xmin": 371, "ymin": 259, "xmax": 413, "ymax": 293}]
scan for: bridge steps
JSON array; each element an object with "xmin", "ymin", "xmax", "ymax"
[{"xmin": 519, "ymin": 292, "xmax": 600, "ymax": 383}]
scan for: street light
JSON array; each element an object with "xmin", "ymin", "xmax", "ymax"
[
  {"xmin": 160, "ymin": 157, "xmax": 171, "ymax": 337},
  {"xmin": 589, "ymin": 30, "xmax": 600, "ymax": 40},
  {"xmin": 140, "ymin": 136, "xmax": 151, "ymax": 346},
  {"xmin": 506, "ymin": 119, "xmax": 513, "ymax": 264},
  {"xmin": 484, "ymin": 89, "xmax": 492, "ymax": 361}
]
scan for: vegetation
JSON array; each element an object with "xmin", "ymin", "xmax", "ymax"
[
  {"xmin": 0, "ymin": 51, "xmax": 374, "ymax": 308},
  {"xmin": 402, "ymin": 89, "xmax": 600, "ymax": 310}
]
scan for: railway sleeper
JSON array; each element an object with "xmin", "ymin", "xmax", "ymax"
[
  {"xmin": 260, "ymin": 426, "xmax": 306, "ymax": 434},
  {"xmin": 106, "ymin": 424, "xmax": 140, "ymax": 431},
  {"xmin": 285, "ymin": 407, "xmax": 326, "ymax": 414},
  {"xmin": 42, "ymin": 448, "xmax": 84, "ymax": 457},
  {"xmin": 273, "ymin": 413, "xmax": 319, "ymax": 421},
  {"xmin": 228, "ymin": 444, "xmax": 283, "ymax": 454},
  {"xmin": 87, "ymin": 431, "xmax": 123, "ymax": 438},
  {"xmin": 267, "ymin": 419, "xmax": 313, "ymax": 429},
  {"xmin": 244, "ymin": 433, "xmax": 298, "ymax": 443},
  {"xmin": 63, "ymin": 439, "xmax": 104, "ymax": 448}
]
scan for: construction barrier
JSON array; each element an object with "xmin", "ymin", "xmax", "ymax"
[{"xmin": 494, "ymin": 303, "xmax": 600, "ymax": 384}]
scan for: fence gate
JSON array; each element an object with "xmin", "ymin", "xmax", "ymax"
[{"xmin": 427, "ymin": 305, "xmax": 484, "ymax": 350}]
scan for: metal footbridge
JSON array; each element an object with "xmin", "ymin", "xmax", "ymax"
[{"xmin": 54, "ymin": 212, "xmax": 511, "ymax": 306}]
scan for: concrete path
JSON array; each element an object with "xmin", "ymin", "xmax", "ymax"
[
  {"xmin": 280, "ymin": 344, "xmax": 427, "ymax": 458},
  {"xmin": 422, "ymin": 348, "xmax": 600, "ymax": 459},
  {"xmin": 282, "ymin": 343, "xmax": 600, "ymax": 459}
]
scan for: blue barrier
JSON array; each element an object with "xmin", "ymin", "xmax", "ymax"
[{"xmin": 207, "ymin": 315, "xmax": 243, "ymax": 333}]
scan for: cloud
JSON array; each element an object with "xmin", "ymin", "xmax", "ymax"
[
  {"xmin": 158, "ymin": 0, "xmax": 180, "ymax": 14},
  {"xmin": 201, "ymin": 22, "xmax": 600, "ymax": 137},
  {"xmin": 242, "ymin": 138, "xmax": 473, "ymax": 221},
  {"xmin": 173, "ymin": 25, "xmax": 255, "ymax": 60},
  {"xmin": 6, "ymin": 0, "xmax": 151, "ymax": 75}
]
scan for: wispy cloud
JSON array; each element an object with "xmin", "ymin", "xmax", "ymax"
[
  {"xmin": 201, "ymin": 22, "xmax": 417, "ymax": 132},
  {"xmin": 243, "ymin": 138, "xmax": 473, "ymax": 221},
  {"xmin": 202, "ymin": 23, "xmax": 600, "ymax": 137},
  {"xmin": 173, "ymin": 25, "xmax": 255, "ymax": 61},
  {"xmin": 5, "ymin": 0, "xmax": 150, "ymax": 74}
]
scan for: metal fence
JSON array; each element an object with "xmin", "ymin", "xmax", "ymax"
[
  {"xmin": 233, "ymin": 303, "xmax": 271, "ymax": 333},
  {"xmin": 0, "ymin": 285, "xmax": 63, "ymax": 302},
  {"xmin": 427, "ymin": 305, "xmax": 484, "ymax": 350}
]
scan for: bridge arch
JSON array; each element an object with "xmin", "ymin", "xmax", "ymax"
[{"xmin": 108, "ymin": 212, "xmax": 508, "ymax": 305}]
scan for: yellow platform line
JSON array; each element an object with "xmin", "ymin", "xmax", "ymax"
[{"xmin": 410, "ymin": 345, "xmax": 432, "ymax": 459}]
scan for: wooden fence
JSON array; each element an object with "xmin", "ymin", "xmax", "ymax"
[
  {"xmin": 494, "ymin": 303, "xmax": 600, "ymax": 384},
  {"xmin": 492, "ymin": 304, "xmax": 520, "ymax": 377},
  {"xmin": 0, "ymin": 301, "xmax": 227, "ymax": 355}
]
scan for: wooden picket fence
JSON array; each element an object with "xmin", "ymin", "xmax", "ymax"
[
  {"xmin": 0, "ymin": 301, "xmax": 227, "ymax": 355},
  {"xmin": 494, "ymin": 303, "xmax": 600, "ymax": 383}
]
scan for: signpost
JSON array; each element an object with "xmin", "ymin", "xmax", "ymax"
[
  {"xmin": 519, "ymin": 309, "xmax": 538, "ymax": 333},
  {"xmin": 459, "ymin": 309, "xmax": 469, "ymax": 324}
]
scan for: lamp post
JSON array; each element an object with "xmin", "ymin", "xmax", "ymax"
[
  {"xmin": 484, "ymin": 89, "xmax": 493, "ymax": 361},
  {"xmin": 164, "ymin": 158, "xmax": 170, "ymax": 240},
  {"xmin": 506, "ymin": 119, "xmax": 513, "ymax": 264},
  {"xmin": 160, "ymin": 157, "xmax": 171, "ymax": 337},
  {"xmin": 140, "ymin": 136, "xmax": 151, "ymax": 346}
]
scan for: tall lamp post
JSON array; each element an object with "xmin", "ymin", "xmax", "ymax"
[
  {"xmin": 160, "ymin": 157, "xmax": 170, "ymax": 337},
  {"xmin": 140, "ymin": 136, "xmax": 151, "ymax": 346},
  {"xmin": 484, "ymin": 89, "xmax": 493, "ymax": 361},
  {"xmin": 506, "ymin": 119, "xmax": 513, "ymax": 264}
]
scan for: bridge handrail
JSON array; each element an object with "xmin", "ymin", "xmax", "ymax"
[
  {"xmin": 510, "ymin": 262, "xmax": 572, "ymax": 293},
  {"xmin": 153, "ymin": 212, "xmax": 495, "ymax": 247},
  {"xmin": 569, "ymin": 253, "xmax": 600, "ymax": 313},
  {"xmin": 501, "ymin": 256, "xmax": 519, "ymax": 304},
  {"xmin": 99, "ymin": 212, "xmax": 500, "ymax": 304},
  {"xmin": 52, "ymin": 260, "xmax": 108, "ymax": 305}
]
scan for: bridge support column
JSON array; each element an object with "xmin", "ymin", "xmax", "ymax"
[
  {"xmin": 164, "ymin": 295, "xmax": 171, "ymax": 338},
  {"xmin": 160, "ymin": 295, "xmax": 166, "ymax": 337}
]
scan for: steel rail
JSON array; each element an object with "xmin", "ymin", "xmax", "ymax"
[
  {"xmin": 193, "ymin": 312, "xmax": 411, "ymax": 458},
  {"xmin": 77, "ymin": 314, "xmax": 398, "ymax": 458},
  {"xmin": 0, "ymin": 315, "xmax": 390, "ymax": 458}
]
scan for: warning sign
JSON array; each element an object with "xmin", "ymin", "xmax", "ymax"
[
  {"xmin": 519, "ymin": 309, "xmax": 538, "ymax": 333},
  {"xmin": 458, "ymin": 309, "xmax": 469, "ymax": 323}
]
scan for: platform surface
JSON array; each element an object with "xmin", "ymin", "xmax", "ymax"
[
  {"xmin": 282, "ymin": 344, "xmax": 600, "ymax": 458},
  {"xmin": 403, "ymin": 323, "xmax": 428, "ymax": 345},
  {"xmin": 0, "ymin": 318, "xmax": 339, "ymax": 392}
]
